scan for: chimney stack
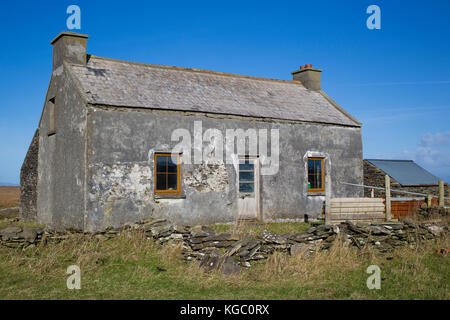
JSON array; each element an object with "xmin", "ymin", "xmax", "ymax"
[
  {"xmin": 291, "ymin": 64, "xmax": 322, "ymax": 90},
  {"xmin": 50, "ymin": 31, "xmax": 89, "ymax": 70}
]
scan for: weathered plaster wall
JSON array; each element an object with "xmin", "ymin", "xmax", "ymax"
[
  {"xmin": 85, "ymin": 106, "xmax": 362, "ymax": 231},
  {"xmin": 36, "ymin": 65, "xmax": 87, "ymax": 230},
  {"xmin": 20, "ymin": 129, "xmax": 39, "ymax": 221},
  {"xmin": 36, "ymin": 78, "xmax": 57, "ymax": 227}
]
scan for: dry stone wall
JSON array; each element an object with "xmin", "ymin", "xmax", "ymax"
[
  {"xmin": 20, "ymin": 129, "xmax": 39, "ymax": 221},
  {"xmin": 1, "ymin": 217, "xmax": 447, "ymax": 275}
]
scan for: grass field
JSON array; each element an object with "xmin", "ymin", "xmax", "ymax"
[
  {"xmin": 0, "ymin": 226, "xmax": 448, "ymax": 300},
  {"xmin": 209, "ymin": 221, "xmax": 314, "ymax": 237},
  {"xmin": 0, "ymin": 187, "xmax": 448, "ymax": 299},
  {"xmin": 0, "ymin": 186, "xmax": 20, "ymax": 210}
]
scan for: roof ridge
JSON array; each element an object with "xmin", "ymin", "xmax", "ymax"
[{"xmin": 87, "ymin": 55, "xmax": 303, "ymax": 85}]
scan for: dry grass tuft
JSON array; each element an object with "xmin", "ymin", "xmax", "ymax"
[{"xmin": 211, "ymin": 220, "xmax": 311, "ymax": 238}]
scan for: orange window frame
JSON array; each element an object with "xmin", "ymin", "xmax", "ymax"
[
  {"xmin": 308, "ymin": 158, "xmax": 325, "ymax": 192},
  {"xmin": 154, "ymin": 153, "xmax": 181, "ymax": 194}
]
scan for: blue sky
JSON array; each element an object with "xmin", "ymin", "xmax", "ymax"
[{"xmin": 0, "ymin": 0, "xmax": 449, "ymax": 185}]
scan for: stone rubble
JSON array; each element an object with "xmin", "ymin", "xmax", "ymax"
[{"xmin": 0, "ymin": 217, "xmax": 447, "ymax": 275}]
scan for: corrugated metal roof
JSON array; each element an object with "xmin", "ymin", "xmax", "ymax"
[
  {"xmin": 366, "ymin": 159, "xmax": 441, "ymax": 186},
  {"xmin": 66, "ymin": 56, "xmax": 360, "ymax": 127}
]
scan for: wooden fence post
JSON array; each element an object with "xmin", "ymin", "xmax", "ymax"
[
  {"xmin": 439, "ymin": 180, "xmax": 444, "ymax": 207},
  {"xmin": 385, "ymin": 175, "xmax": 391, "ymax": 221},
  {"xmin": 427, "ymin": 194, "xmax": 432, "ymax": 208}
]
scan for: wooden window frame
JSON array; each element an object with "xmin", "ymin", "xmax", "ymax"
[
  {"xmin": 307, "ymin": 157, "xmax": 325, "ymax": 192},
  {"xmin": 154, "ymin": 153, "xmax": 181, "ymax": 194}
]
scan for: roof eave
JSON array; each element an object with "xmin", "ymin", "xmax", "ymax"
[
  {"xmin": 86, "ymin": 102, "xmax": 362, "ymax": 128},
  {"xmin": 318, "ymin": 90, "xmax": 362, "ymax": 127}
]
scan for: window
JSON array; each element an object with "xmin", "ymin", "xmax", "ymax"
[
  {"xmin": 307, "ymin": 158, "xmax": 324, "ymax": 192},
  {"xmin": 48, "ymin": 97, "xmax": 56, "ymax": 136},
  {"xmin": 154, "ymin": 153, "xmax": 180, "ymax": 194},
  {"xmin": 239, "ymin": 158, "xmax": 255, "ymax": 193}
]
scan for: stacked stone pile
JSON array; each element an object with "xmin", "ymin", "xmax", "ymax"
[
  {"xmin": 137, "ymin": 219, "xmax": 447, "ymax": 274},
  {"xmin": 0, "ymin": 225, "xmax": 44, "ymax": 249},
  {"xmin": 417, "ymin": 205, "xmax": 449, "ymax": 219}
]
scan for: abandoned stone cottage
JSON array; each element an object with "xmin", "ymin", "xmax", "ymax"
[{"xmin": 20, "ymin": 32, "xmax": 363, "ymax": 232}]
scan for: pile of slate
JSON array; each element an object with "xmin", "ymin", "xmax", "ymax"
[
  {"xmin": 417, "ymin": 205, "xmax": 449, "ymax": 219},
  {"xmin": 0, "ymin": 225, "xmax": 44, "ymax": 249},
  {"xmin": 0, "ymin": 221, "xmax": 87, "ymax": 249}
]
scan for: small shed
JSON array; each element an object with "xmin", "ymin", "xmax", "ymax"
[{"xmin": 363, "ymin": 159, "xmax": 447, "ymax": 198}]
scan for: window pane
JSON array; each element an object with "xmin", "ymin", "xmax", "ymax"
[
  {"xmin": 308, "ymin": 160, "xmax": 314, "ymax": 174},
  {"xmin": 239, "ymin": 171, "xmax": 254, "ymax": 182},
  {"xmin": 156, "ymin": 173, "xmax": 167, "ymax": 190},
  {"xmin": 316, "ymin": 172, "xmax": 322, "ymax": 189},
  {"xmin": 308, "ymin": 175, "xmax": 315, "ymax": 189},
  {"xmin": 239, "ymin": 160, "xmax": 254, "ymax": 171},
  {"xmin": 156, "ymin": 156, "xmax": 167, "ymax": 173},
  {"xmin": 307, "ymin": 159, "xmax": 324, "ymax": 190},
  {"xmin": 316, "ymin": 161, "xmax": 323, "ymax": 188},
  {"xmin": 167, "ymin": 156, "xmax": 178, "ymax": 173},
  {"xmin": 315, "ymin": 160, "xmax": 322, "ymax": 173},
  {"xmin": 239, "ymin": 183, "xmax": 254, "ymax": 193},
  {"xmin": 167, "ymin": 174, "xmax": 178, "ymax": 190},
  {"xmin": 316, "ymin": 160, "xmax": 322, "ymax": 173}
]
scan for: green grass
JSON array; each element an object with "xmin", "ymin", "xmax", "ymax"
[
  {"xmin": 0, "ymin": 225, "xmax": 448, "ymax": 300},
  {"xmin": 209, "ymin": 221, "xmax": 315, "ymax": 238},
  {"xmin": 0, "ymin": 218, "xmax": 44, "ymax": 230}
]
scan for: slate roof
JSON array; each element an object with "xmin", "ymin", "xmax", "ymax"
[
  {"xmin": 67, "ymin": 56, "xmax": 360, "ymax": 127},
  {"xmin": 365, "ymin": 159, "xmax": 441, "ymax": 186}
]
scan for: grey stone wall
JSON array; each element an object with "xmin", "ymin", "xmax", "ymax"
[
  {"xmin": 20, "ymin": 129, "xmax": 39, "ymax": 221},
  {"xmin": 363, "ymin": 160, "xmax": 402, "ymax": 197},
  {"xmin": 36, "ymin": 64, "xmax": 87, "ymax": 231},
  {"xmin": 84, "ymin": 106, "xmax": 363, "ymax": 231},
  {"xmin": 36, "ymin": 76, "xmax": 58, "ymax": 227}
]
